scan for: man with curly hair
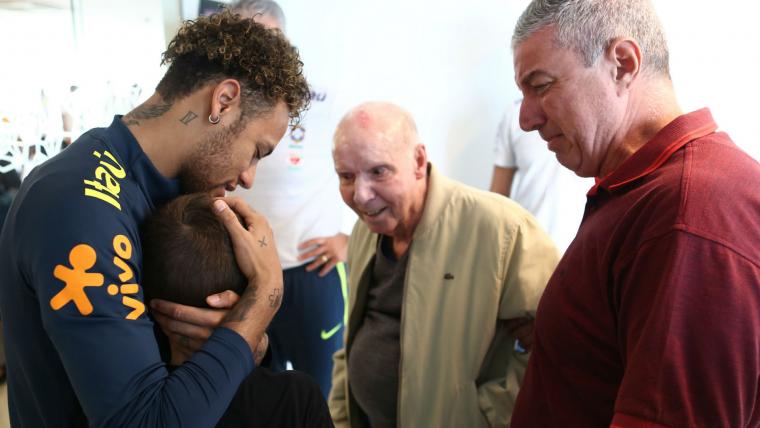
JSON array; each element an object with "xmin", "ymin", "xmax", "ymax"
[{"xmin": 0, "ymin": 10, "xmax": 310, "ymax": 427}]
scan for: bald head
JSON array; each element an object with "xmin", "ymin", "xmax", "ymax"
[
  {"xmin": 333, "ymin": 101, "xmax": 420, "ymax": 154},
  {"xmin": 332, "ymin": 101, "xmax": 428, "ymax": 241}
]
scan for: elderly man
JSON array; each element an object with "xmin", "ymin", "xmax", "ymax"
[
  {"xmin": 510, "ymin": 1, "xmax": 760, "ymax": 427},
  {"xmin": 328, "ymin": 101, "xmax": 559, "ymax": 427}
]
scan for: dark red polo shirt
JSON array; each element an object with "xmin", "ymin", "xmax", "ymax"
[{"xmin": 511, "ymin": 109, "xmax": 760, "ymax": 427}]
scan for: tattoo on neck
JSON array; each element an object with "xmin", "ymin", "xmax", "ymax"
[
  {"xmin": 179, "ymin": 111, "xmax": 198, "ymax": 125},
  {"xmin": 224, "ymin": 289, "xmax": 257, "ymax": 322},
  {"xmin": 268, "ymin": 288, "xmax": 282, "ymax": 308},
  {"xmin": 258, "ymin": 236, "xmax": 268, "ymax": 248},
  {"xmin": 123, "ymin": 102, "xmax": 173, "ymax": 126}
]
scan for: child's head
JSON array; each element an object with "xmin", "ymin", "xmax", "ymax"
[{"xmin": 141, "ymin": 193, "xmax": 247, "ymax": 307}]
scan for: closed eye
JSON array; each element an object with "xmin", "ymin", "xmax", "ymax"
[
  {"xmin": 532, "ymin": 82, "xmax": 552, "ymax": 94},
  {"xmin": 254, "ymin": 142, "xmax": 275, "ymax": 161},
  {"xmin": 260, "ymin": 146, "xmax": 274, "ymax": 158}
]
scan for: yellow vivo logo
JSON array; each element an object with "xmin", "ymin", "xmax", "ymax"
[{"xmin": 51, "ymin": 234, "xmax": 145, "ymax": 320}]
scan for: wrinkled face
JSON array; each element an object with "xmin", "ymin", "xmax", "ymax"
[
  {"xmin": 179, "ymin": 101, "xmax": 289, "ymax": 196},
  {"xmin": 514, "ymin": 27, "xmax": 622, "ymax": 177},
  {"xmin": 333, "ymin": 124, "xmax": 426, "ymax": 237}
]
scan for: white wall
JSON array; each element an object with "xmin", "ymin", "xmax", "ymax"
[
  {"xmin": 276, "ymin": 0, "xmax": 531, "ymax": 189},
  {"xmin": 72, "ymin": 0, "xmax": 165, "ymax": 88},
  {"xmin": 655, "ymin": 1, "xmax": 760, "ymax": 162},
  {"xmin": 0, "ymin": 0, "xmax": 166, "ymax": 133},
  {"xmin": 0, "ymin": 0, "xmax": 165, "ymax": 101},
  {"xmin": 273, "ymin": 0, "xmax": 758, "ymax": 189},
  {"xmin": 0, "ymin": 7, "xmax": 75, "ymax": 120},
  {"xmin": 2, "ymin": 1, "xmax": 756, "ymax": 184}
]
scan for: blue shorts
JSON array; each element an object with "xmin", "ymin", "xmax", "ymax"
[{"xmin": 266, "ymin": 262, "xmax": 347, "ymax": 398}]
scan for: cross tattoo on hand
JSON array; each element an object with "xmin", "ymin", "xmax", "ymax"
[{"xmin": 258, "ymin": 236, "xmax": 268, "ymax": 247}]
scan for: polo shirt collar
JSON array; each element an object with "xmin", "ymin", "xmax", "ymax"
[{"xmin": 589, "ymin": 108, "xmax": 717, "ymax": 196}]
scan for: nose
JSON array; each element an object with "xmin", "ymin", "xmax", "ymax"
[
  {"xmin": 237, "ymin": 164, "xmax": 257, "ymax": 190},
  {"xmin": 519, "ymin": 96, "xmax": 546, "ymax": 132},
  {"xmin": 353, "ymin": 176, "xmax": 375, "ymax": 206}
]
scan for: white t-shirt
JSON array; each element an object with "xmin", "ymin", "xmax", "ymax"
[
  {"xmin": 493, "ymin": 100, "xmax": 594, "ymax": 253},
  {"xmin": 232, "ymin": 85, "xmax": 356, "ymax": 269}
]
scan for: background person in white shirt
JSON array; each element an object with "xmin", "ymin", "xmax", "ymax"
[
  {"xmin": 490, "ymin": 99, "xmax": 593, "ymax": 252},
  {"xmin": 230, "ymin": 0, "xmax": 354, "ymax": 398}
]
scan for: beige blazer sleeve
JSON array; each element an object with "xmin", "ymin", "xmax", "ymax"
[
  {"xmin": 328, "ymin": 347, "xmax": 350, "ymax": 427},
  {"xmin": 477, "ymin": 216, "xmax": 559, "ymax": 427}
]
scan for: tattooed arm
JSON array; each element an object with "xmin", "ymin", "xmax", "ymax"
[{"xmin": 216, "ymin": 197, "xmax": 282, "ymax": 354}]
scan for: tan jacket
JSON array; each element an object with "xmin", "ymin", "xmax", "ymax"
[{"xmin": 328, "ymin": 165, "xmax": 560, "ymax": 427}]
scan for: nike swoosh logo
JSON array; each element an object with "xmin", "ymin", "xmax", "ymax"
[{"xmin": 320, "ymin": 323, "xmax": 342, "ymax": 340}]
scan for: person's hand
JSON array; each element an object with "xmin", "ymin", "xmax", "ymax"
[
  {"xmin": 298, "ymin": 233, "xmax": 348, "ymax": 277},
  {"xmin": 215, "ymin": 197, "xmax": 282, "ymax": 289},
  {"xmin": 504, "ymin": 316, "xmax": 535, "ymax": 352},
  {"xmin": 150, "ymin": 290, "xmax": 241, "ymax": 359},
  {"xmin": 214, "ymin": 197, "xmax": 283, "ymax": 354}
]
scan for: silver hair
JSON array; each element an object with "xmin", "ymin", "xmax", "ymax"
[
  {"xmin": 512, "ymin": 0, "xmax": 670, "ymax": 76},
  {"xmin": 232, "ymin": 0, "xmax": 286, "ymax": 31}
]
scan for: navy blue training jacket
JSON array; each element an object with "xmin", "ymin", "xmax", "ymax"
[{"xmin": 0, "ymin": 116, "xmax": 253, "ymax": 427}]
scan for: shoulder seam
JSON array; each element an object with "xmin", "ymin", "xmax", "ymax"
[{"xmin": 621, "ymin": 224, "xmax": 759, "ymax": 269}]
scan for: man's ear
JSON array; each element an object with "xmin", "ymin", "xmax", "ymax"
[
  {"xmin": 413, "ymin": 144, "xmax": 428, "ymax": 178},
  {"xmin": 209, "ymin": 79, "xmax": 242, "ymax": 124},
  {"xmin": 607, "ymin": 38, "xmax": 641, "ymax": 92}
]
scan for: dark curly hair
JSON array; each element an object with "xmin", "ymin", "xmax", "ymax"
[{"xmin": 156, "ymin": 9, "xmax": 310, "ymax": 123}]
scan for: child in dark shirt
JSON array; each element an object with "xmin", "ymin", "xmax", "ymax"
[{"xmin": 142, "ymin": 193, "xmax": 333, "ymax": 427}]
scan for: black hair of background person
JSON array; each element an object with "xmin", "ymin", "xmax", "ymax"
[{"xmin": 141, "ymin": 193, "xmax": 247, "ymax": 308}]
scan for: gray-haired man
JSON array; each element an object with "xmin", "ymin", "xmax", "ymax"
[{"xmin": 510, "ymin": 1, "xmax": 760, "ymax": 426}]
